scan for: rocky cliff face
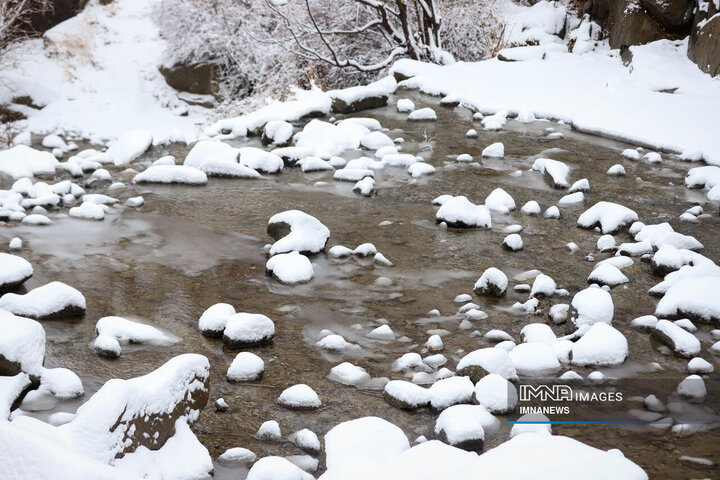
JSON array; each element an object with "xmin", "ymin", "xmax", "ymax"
[{"xmin": 582, "ymin": 0, "xmax": 719, "ymax": 75}]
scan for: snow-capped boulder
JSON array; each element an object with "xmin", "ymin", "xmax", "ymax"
[
  {"xmin": 384, "ymin": 380, "xmax": 431, "ymax": 410},
  {"xmin": 435, "ymin": 404, "xmax": 495, "ymax": 451},
  {"xmin": 239, "ymin": 147, "xmax": 284, "ymax": 173},
  {"xmin": 247, "ymin": 456, "xmax": 314, "ymax": 480},
  {"xmin": 481, "ymin": 142, "xmax": 504, "ymax": 158},
  {"xmin": 198, "ymin": 303, "xmax": 236, "ymax": 338},
  {"xmin": 531, "ymin": 158, "xmax": 569, "ymax": 188},
  {"xmin": 456, "ymin": 348, "xmax": 518, "ymax": 382},
  {"xmin": 688, "ymin": 357, "xmax": 713, "ymax": 374},
  {"xmin": 588, "ymin": 263, "xmax": 629, "ymax": 287},
  {"xmin": 655, "ymin": 276, "xmax": 720, "ymax": 323},
  {"xmin": 677, "ymin": 375, "xmax": 706, "ymax": 403},
  {"xmin": 324, "ymin": 416, "xmax": 410, "ymax": 471},
  {"xmin": 226, "ymin": 352, "xmax": 264, "ymax": 382},
  {"xmin": 0, "ymin": 145, "xmax": 58, "ymax": 179},
  {"xmin": 436, "ymin": 196, "xmax": 491, "ymax": 228},
  {"xmin": 473, "ymin": 373, "xmax": 518, "ymax": 414},
  {"xmin": 266, "ymin": 251, "xmax": 314, "ymax": 284},
  {"xmin": 277, "ymin": 384, "xmax": 321, "ymax": 409},
  {"xmin": 509, "ymin": 343, "xmax": 561, "ymax": 376},
  {"xmin": 651, "ymin": 320, "xmax": 701, "ymax": 358},
  {"xmin": 502, "ymin": 234, "xmax": 523, "ymax": 251},
  {"xmin": 223, "ymin": 313, "xmax": 275, "ymax": 348},
  {"xmin": 93, "ymin": 316, "xmax": 178, "ymax": 358},
  {"xmin": 217, "ymin": 447, "xmax": 257, "ymax": 466},
  {"xmin": 571, "ymin": 286, "xmax": 614, "ymax": 327},
  {"xmin": 262, "ymin": 120, "xmax": 294, "ymax": 146},
  {"xmin": 69, "ymin": 202, "xmax": 106, "ymax": 220},
  {"xmin": 571, "ymin": 323, "xmax": 628, "ymax": 366},
  {"xmin": 577, "ymin": 202, "xmax": 638, "ymax": 234},
  {"xmin": 484, "ymin": 188, "xmax": 515, "ymax": 213},
  {"xmin": 530, "ymin": 273, "xmax": 556, "ymax": 298},
  {"xmin": 289, "ymin": 428, "xmax": 322, "ymax": 453},
  {"xmin": 429, "ymin": 376, "xmax": 474, "ymax": 410},
  {"xmin": 329, "ymin": 76, "xmax": 396, "ymax": 113},
  {"xmin": 408, "ymin": 108, "xmax": 437, "ymax": 121},
  {"xmin": 255, "ymin": 420, "xmax": 282, "ymax": 441},
  {"xmin": 473, "ymin": 268, "xmax": 508, "ymax": 297},
  {"xmin": 0, "ymin": 282, "xmax": 86, "ymax": 320},
  {"xmin": 267, "ymin": 210, "xmax": 330, "ymax": 256},
  {"xmin": 0, "ymin": 253, "xmax": 33, "ymax": 290},
  {"xmin": 396, "ymin": 98, "xmax": 415, "ymax": 112},
  {"xmin": 521, "ymin": 200, "xmax": 541, "ymax": 215},
  {"xmin": 327, "ymin": 362, "xmax": 372, "ymax": 386},
  {"xmin": 0, "ymin": 310, "xmax": 45, "ymax": 377},
  {"xmin": 133, "ymin": 165, "xmax": 208, "ymax": 184}
]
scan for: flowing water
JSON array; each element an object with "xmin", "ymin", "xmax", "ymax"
[{"xmin": 2, "ymin": 90, "xmax": 719, "ymax": 478}]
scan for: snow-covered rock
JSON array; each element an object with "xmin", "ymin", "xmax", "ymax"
[
  {"xmin": 571, "ymin": 323, "xmax": 628, "ymax": 366},
  {"xmin": 502, "ymin": 234, "xmax": 523, "ymax": 251},
  {"xmin": 456, "ymin": 348, "xmax": 517, "ymax": 381},
  {"xmin": 521, "ymin": 200, "xmax": 541, "ymax": 215},
  {"xmin": 239, "ymin": 147, "xmax": 284, "ymax": 173},
  {"xmin": 267, "ymin": 210, "xmax": 330, "ymax": 256},
  {"xmin": 577, "ymin": 202, "xmax": 638, "ymax": 234},
  {"xmin": 133, "ymin": 165, "xmax": 208, "ymax": 184},
  {"xmin": 227, "ymin": 352, "xmax": 265, "ymax": 382},
  {"xmin": 687, "ymin": 357, "xmax": 713, "ymax": 374},
  {"xmin": 481, "ymin": 142, "xmax": 504, "ymax": 158},
  {"xmin": 289, "ymin": 428, "xmax": 321, "ymax": 453},
  {"xmin": 353, "ymin": 176, "xmax": 375, "ymax": 196},
  {"xmin": 324, "ymin": 417, "xmax": 409, "ymax": 471},
  {"xmin": 0, "ymin": 253, "xmax": 33, "ymax": 290},
  {"xmin": 256, "ymin": 420, "xmax": 282, "ymax": 441},
  {"xmin": 217, "ymin": 447, "xmax": 256, "ymax": 466},
  {"xmin": 198, "ymin": 303, "xmax": 235, "ymax": 337},
  {"xmin": 384, "ymin": 380, "xmax": 431, "ymax": 410},
  {"xmin": 0, "ymin": 310, "xmax": 45, "ymax": 376},
  {"xmin": 327, "ymin": 362, "xmax": 371, "ymax": 386},
  {"xmin": 329, "ymin": 76, "xmax": 396, "ymax": 113},
  {"xmin": 408, "ymin": 162, "xmax": 436, "ymax": 177},
  {"xmin": 436, "ymin": 196, "xmax": 491, "ymax": 228},
  {"xmin": 509, "ymin": 343, "xmax": 561, "ymax": 376},
  {"xmin": 532, "ymin": 158, "xmax": 569, "ymax": 188},
  {"xmin": 277, "ymin": 384, "xmax": 321, "ymax": 409},
  {"xmin": 69, "ymin": 201, "xmax": 106, "ymax": 220},
  {"xmin": 428, "ymin": 376, "xmax": 474, "ymax": 410},
  {"xmin": 558, "ymin": 191, "xmax": 584, "ymax": 206},
  {"xmin": 223, "ymin": 313, "xmax": 275, "ymax": 348},
  {"xmin": 474, "ymin": 268, "xmax": 508, "ymax": 297},
  {"xmin": 247, "ymin": 456, "xmax": 315, "ymax": 480},
  {"xmin": 263, "ymin": 120, "xmax": 294, "ymax": 146},
  {"xmin": 0, "ymin": 282, "xmax": 86, "ymax": 320},
  {"xmin": 588, "ymin": 263, "xmax": 629, "ymax": 287},
  {"xmin": 435, "ymin": 404, "xmax": 493, "ymax": 451},
  {"xmin": 677, "ymin": 375, "xmax": 706, "ymax": 403},
  {"xmin": 530, "ymin": 273, "xmax": 556, "ymax": 298},
  {"xmin": 473, "ymin": 373, "xmax": 517, "ymax": 414},
  {"xmin": 408, "ymin": 108, "xmax": 437, "ymax": 121},
  {"xmin": 367, "ymin": 324, "xmax": 395, "ymax": 340},
  {"xmin": 655, "ymin": 276, "xmax": 720, "ymax": 323},
  {"xmin": 396, "ymin": 99, "xmax": 415, "ymax": 112},
  {"xmin": 266, "ymin": 251, "xmax": 314, "ymax": 284},
  {"xmin": 0, "ymin": 145, "xmax": 58, "ymax": 178},
  {"xmin": 651, "ymin": 320, "xmax": 701, "ymax": 358},
  {"xmin": 607, "ymin": 164, "xmax": 626, "ymax": 176},
  {"xmin": 634, "ymin": 222, "xmax": 703, "ymax": 251},
  {"xmin": 571, "ymin": 286, "xmax": 614, "ymax": 327},
  {"xmin": 484, "ymin": 188, "xmax": 515, "ymax": 213},
  {"xmin": 93, "ymin": 316, "xmax": 178, "ymax": 358}
]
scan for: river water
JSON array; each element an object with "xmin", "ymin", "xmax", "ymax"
[{"xmin": 2, "ymin": 90, "xmax": 718, "ymax": 478}]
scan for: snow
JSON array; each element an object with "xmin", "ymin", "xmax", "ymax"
[
  {"xmin": 474, "ymin": 373, "xmax": 518, "ymax": 414},
  {"xmin": 0, "ymin": 310, "xmax": 46, "ymax": 376},
  {"xmin": 521, "ymin": 324, "xmax": 556, "ymax": 344},
  {"xmin": 183, "ymin": 141, "xmax": 261, "ymax": 178},
  {"xmin": 69, "ymin": 202, "xmax": 106, "ymax": 220},
  {"xmin": 0, "ymin": 146, "xmax": 58, "ymax": 179},
  {"xmin": 655, "ymin": 277, "xmax": 720, "ymax": 323},
  {"xmin": 571, "ymin": 323, "xmax": 628, "ymax": 366},
  {"xmin": 329, "ymin": 75, "xmax": 396, "ymax": 105},
  {"xmin": 509, "ymin": 343, "xmax": 561, "ymax": 376},
  {"xmin": 246, "ymin": 456, "xmax": 315, "ymax": 480},
  {"xmin": 408, "ymin": 162, "xmax": 436, "ymax": 178},
  {"xmin": 531, "ymin": 273, "xmax": 557, "ymax": 298},
  {"xmin": 481, "ymin": 142, "xmax": 504, "ymax": 158},
  {"xmin": 634, "ymin": 223, "xmax": 703, "ymax": 251},
  {"xmin": 266, "ymin": 251, "xmax": 314, "ymax": 284},
  {"xmin": 133, "ymin": 165, "xmax": 208, "ymax": 184},
  {"xmin": 457, "ymin": 348, "xmax": 518, "ymax": 380},
  {"xmin": 94, "ymin": 316, "xmax": 177, "ymax": 357},
  {"xmin": 267, "ymin": 210, "xmax": 330, "ymax": 256},
  {"xmin": 256, "ymin": 421, "xmax": 282, "ymax": 441},
  {"xmin": 198, "ymin": 303, "xmax": 235, "ymax": 336},
  {"xmin": 434, "ymin": 404, "xmax": 489, "ymax": 446},
  {"xmin": 367, "ymin": 324, "xmax": 395, "ymax": 340},
  {"xmin": 382, "ymin": 153, "xmax": 418, "ymax": 167},
  {"xmin": 293, "ymin": 120, "xmax": 361, "ymax": 158},
  {"xmin": 396, "ymin": 98, "xmax": 415, "ymax": 112},
  {"xmin": 40, "ymin": 367, "xmax": 83, "ymax": 399},
  {"xmin": 543, "ymin": 206, "xmax": 560, "ymax": 219},
  {"xmin": 335, "ymin": 168, "xmax": 374, "ymax": 182},
  {"xmin": 558, "ymin": 191, "xmax": 585, "ymax": 206},
  {"xmin": 227, "ymin": 352, "xmax": 265, "ymax": 382},
  {"xmin": 224, "ymin": 313, "xmax": 275, "ymax": 347},
  {"xmin": 8, "ymin": 237, "xmax": 22, "ymax": 251},
  {"xmin": 577, "ymin": 201, "xmax": 638, "ymax": 234},
  {"xmin": 436, "ymin": 196, "xmax": 491, "ymax": 228},
  {"xmin": 264, "ymin": 120, "xmax": 294, "ymax": 145},
  {"xmin": 501, "ymin": 234, "xmax": 522, "ymax": 251},
  {"xmin": 217, "ymin": 447, "xmax": 257, "ymax": 466},
  {"xmin": 588, "ymin": 263, "xmax": 629, "ymax": 287},
  {"xmin": 521, "ymin": 200, "xmax": 541, "ymax": 215},
  {"xmin": 653, "ymin": 320, "xmax": 701, "ymax": 357},
  {"xmin": 239, "ymin": 147, "xmax": 284, "ymax": 173},
  {"xmin": 531, "ymin": 158, "xmax": 570, "ymax": 188},
  {"xmin": 0, "ymin": 373, "xmax": 31, "ymax": 419},
  {"xmin": 0, "ymin": 281, "xmax": 86, "ymax": 319},
  {"xmin": 107, "ymin": 130, "xmax": 153, "ymax": 166},
  {"xmin": 570, "ymin": 178, "xmax": 590, "ymax": 192},
  {"xmin": 0, "ymin": 253, "xmax": 33, "ymax": 289},
  {"xmin": 277, "ymin": 384, "xmax": 321, "ymax": 409},
  {"xmin": 571, "ymin": 286, "xmax": 614, "ymax": 327},
  {"xmin": 327, "ymin": 362, "xmax": 371, "ymax": 386},
  {"xmin": 324, "ymin": 417, "xmax": 409, "ymax": 471},
  {"xmin": 428, "ymin": 376, "xmax": 474, "ymax": 410},
  {"xmin": 677, "ymin": 375, "xmax": 706, "ymax": 403},
  {"xmin": 289, "ymin": 428, "xmax": 321, "ymax": 453},
  {"xmin": 607, "ymin": 164, "xmax": 626, "ymax": 176},
  {"xmin": 485, "ymin": 188, "xmax": 515, "ymax": 213},
  {"xmin": 474, "ymin": 268, "xmax": 508, "ymax": 297},
  {"xmin": 398, "ymin": 39, "xmax": 720, "ymax": 166},
  {"xmin": 688, "ymin": 357, "xmax": 713, "ymax": 374},
  {"xmin": 408, "ymin": 108, "xmax": 437, "ymax": 121},
  {"xmin": 361, "ymin": 131, "xmax": 394, "ymax": 150},
  {"xmin": 316, "ymin": 334, "xmax": 359, "ymax": 352},
  {"xmin": 384, "ymin": 380, "xmax": 431, "ymax": 409},
  {"xmin": 622, "ymin": 149, "xmax": 641, "ymax": 160}
]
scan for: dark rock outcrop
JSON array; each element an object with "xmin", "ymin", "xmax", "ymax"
[{"xmin": 160, "ymin": 62, "xmax": 220, "ymax": 96}]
